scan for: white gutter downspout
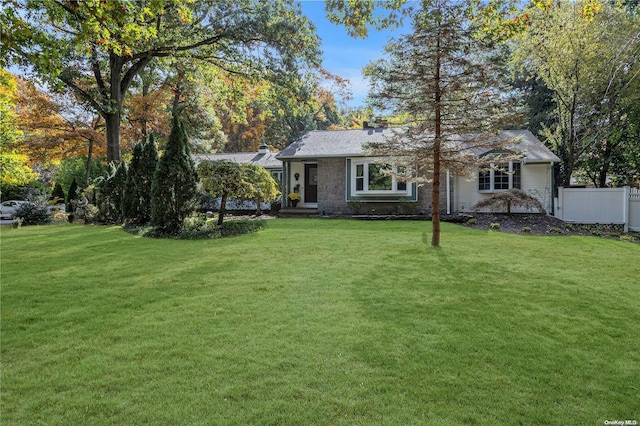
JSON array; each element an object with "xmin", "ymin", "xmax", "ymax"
[
  {"xmin": 446, "ymin": 170, "xmax": 451, "ymax": 215},
  {"xmin": 550, "ymin": 161, "xmax": 555, "ymax": 216}
]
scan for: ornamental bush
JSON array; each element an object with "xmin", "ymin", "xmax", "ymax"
[
  {"xmin": 473, "ymin": 189, "xmax": 546, "ymax": 215},
  {"xmin": 240, "ymin": 164, "xmax": 280, "ymax": 216},
  {"xmin": 197, "ymin": 160, "xmax": 243, "ymax": 226}
]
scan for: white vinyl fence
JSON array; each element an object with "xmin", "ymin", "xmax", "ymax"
[{"xmin": 555, "ymin": 187, "xmax": 640, "ymax": 232}]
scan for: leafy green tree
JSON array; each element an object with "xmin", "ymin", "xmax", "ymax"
[
  {"xmin": 240, "ymin": 164, "xmax": 280, "ymax": 216},
  {"xmin": 365, "ymin": 0, "xmax": 520, "ymax": 247},
  {"xmin": 512, "ymin": 73, "xmax": 556, "ymax": 138},
  {"xmin": 579, "ymin": 38, "xmax": 640, "ymax": 187},
  {"xmin": 0, "ymin": 153, "xmax": 36, "ymax": 188},
  {"xmin": 197, "ymin": 160, "xmax": 243, "ymax": 226},
  {"xmin": 151, "ymin": 118, "xmax": 198, "ymax": 232},
  {"xmin": 122, "ymin": 135, "xmax": 158, "ymax": 225},
  {"xmin": 324, "ymin": 0, "xmax": 525, "ymax": 39},
  {"xmin": 0, "ymin": 68, "xmax": 36, "ymax": 187},
  {"xmin": 0, "ymin": 69, "xmax": 21, "ymax": 146},
  {"xmin": 52, "ymin": 157, "xmax": 107, "ymax": 193},
  {"xmin": 512, "ymin": 0, "xmax": 640, "ymax": 186},
  {"xmin": 2, "ymin": 1, "xmax": 322, "ymax": 162}
]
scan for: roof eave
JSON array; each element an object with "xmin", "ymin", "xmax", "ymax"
[
  {"xmin": 524, "ymin": 158, "xmax": 561, "ymax": 164},
  {"xmin": 276, "ymin": 153, "xmax": 366, "ymax": 160}
]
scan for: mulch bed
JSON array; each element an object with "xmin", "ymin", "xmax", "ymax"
[
  {"xmin": 456, "ymin": 213, "xmax": 639, "ymax": 243},
  {"xmin": 223, "ymin": 211, "xmax": 639, "ymax": 244}
]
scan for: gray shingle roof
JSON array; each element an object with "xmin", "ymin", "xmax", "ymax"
[
  {"xmin": 276, "ymin": 128, "xmax": 560, "ymax": 163},
  {"xmin": 276, "ymin": 128, "xmax": 396, "ymax": 159},
  {"xmin": 193, "ymin": 151, "xmax": 282, "ymax": 169},
  {"xmin": 476, "ymin": 130, "xmax": 561, "ymax": 163}
]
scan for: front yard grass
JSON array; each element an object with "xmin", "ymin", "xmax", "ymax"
[{"xmin": 1, "ymin": 219, "xmax": 638, "ymax": 425}]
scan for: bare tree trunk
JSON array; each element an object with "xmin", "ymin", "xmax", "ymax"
[
  {"xmin": 105, "ymin": 55, "xmax": 125, "ymax": 163},
  {"xmin": 218, "ymin": 192, "xmax": 227, "ymax": 226},
  {"xmin": 431, "ymin": 32, "xmax": 442, "ymax": 248},
  {"xmin": 85, "ymin": 138, "xmax": 94, "ymax": 186},
  {"xmin": 104, "ymin": 112, "xmax": 121, "ymax": 163},
  {"xmin": 598, "ymin": 139, "xmax": 612, "ymax": 188}
]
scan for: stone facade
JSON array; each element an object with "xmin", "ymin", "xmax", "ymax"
[
  {"xmin": 311, "ymin": 158, "xmax": 451, "ymax": 216},
  {"xmin": 317, "ymin": 158, "xmax": 346, "ymax": 214}
]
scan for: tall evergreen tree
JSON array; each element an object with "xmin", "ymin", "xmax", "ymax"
[
  {"xmin": 66, "ymin": 178, "xmax": 78, "ymax": 213},
  {"xmin": 122, "ymin": 141, "xmax": 144, "ymax": 223},
  {"xmin": 122, "ymin": 135, "xmax": 158, "ymax": 225},
  {"xmin": 366, "ymin": 0, "xmax": 520, "ymax": 247},
  {"xmin": 50, "ymin": 182, "xmax": 65, "ymax": 204},
  {"xmin": 151, "ymin": 118, "xmax": 198, "ymax": 232},
  {"xmin": 111, "ymin": 161, "xmax": 128, "ymax": 224}
]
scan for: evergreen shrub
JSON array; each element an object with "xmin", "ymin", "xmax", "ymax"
[
  {"xmin": 50, "ymin": 182, "xmax": 65, "ymax": 204},
  {"xmin": 151, "ymin": 118, "xmax": 198, "ymax": 233},
  {"xmin": 15, "ymin": 203, "xmax": 51, "ymax": 225},
  {"xmin": 122, "ymin": 135, "xmax": 158, "ymax": 225}
]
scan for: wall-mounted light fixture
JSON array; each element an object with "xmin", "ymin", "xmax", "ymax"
[{"xmin": 294, "ymin": 173, "xmax": 300, "ymax": 181}]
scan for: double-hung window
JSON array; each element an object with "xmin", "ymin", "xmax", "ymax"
[
  {"xmin": 479, "ymin": 162, "xmax": 521, "ymax": 192},
  {"xmin": 353, "ymin": 160, "xmax": 409, "ymax": 195}
]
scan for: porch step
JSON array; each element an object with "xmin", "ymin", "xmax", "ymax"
[{"xmin": 278, "ymin": 208, "xmax": 319, "ymax": 218}]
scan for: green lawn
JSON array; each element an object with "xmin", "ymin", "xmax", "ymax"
[{"xmin": 1, "ymin": 219, "xmax": 638, "ymax": 425}]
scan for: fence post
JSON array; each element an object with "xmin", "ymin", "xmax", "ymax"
[
  {"xmin": 623, "ymin": 186, "xmax": 630, "ymax": 233},
  {"xmin": 556, "ymin": 187, "xmax": 563, "ymax": 220}
]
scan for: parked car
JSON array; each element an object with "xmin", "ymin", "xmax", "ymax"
[{"xmin": 0, "ymin": 200, "xmax": 32, "ymax": 220}]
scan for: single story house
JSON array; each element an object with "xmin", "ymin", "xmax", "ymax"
[{"xmin": 275, "ymin": 127, "xmax": 560, "ymax": 215}]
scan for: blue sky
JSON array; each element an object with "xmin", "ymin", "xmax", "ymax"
[{"xmin": 300, "ymin": 1, "xmax": 405, "ymax": 108}]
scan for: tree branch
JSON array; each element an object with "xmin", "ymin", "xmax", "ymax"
[
  {"xmin": 52, "ymin": 1, "xmax": 87, "ymax": 21},
  {"xmin": 57, "ymin": 74, "xmax": 104, "ymax": 115},
  {"xmin": 121, "ymin": 56, "xmax": 154, "ymax": 94},
  {"xmin": 91, "ymin": 49, "xmax": 108, "ymax": 103}
]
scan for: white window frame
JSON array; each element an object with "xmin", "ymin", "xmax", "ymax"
[
  {"xmin": 478, "ymin": 161, "xmax": 521, "ymax": 193},
  {"xmin": 270, "ymin": 170, "xmax": 283, "ymax": 183},
  {"xmin": 351, "ymin": 159, "xmax": 411, "ymax": 196}
]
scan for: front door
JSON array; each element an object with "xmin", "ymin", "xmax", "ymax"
[{"xmin": 304, "ymin": 164, "xmax": 318, "ymax": 204}]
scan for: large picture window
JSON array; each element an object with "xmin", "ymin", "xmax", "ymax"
[
  {"xmin": 352, "ymin": 160, "xmax": 409, "ymax": 195},
  {"xmin": 479, "ymin": 162, "xmax": 521, "ymax": 192},
  {"xmin": 368, "ymin": 164, "xmax": 393, "ymax": 190}
]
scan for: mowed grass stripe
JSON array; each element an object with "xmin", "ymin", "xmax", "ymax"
[{"xmin": 1, "ymin": 220, "xmax": 638, "ymax": 425}]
